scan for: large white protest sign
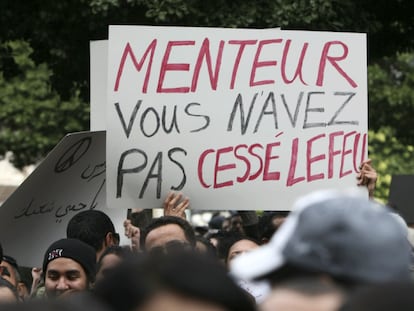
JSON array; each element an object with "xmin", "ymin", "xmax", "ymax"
[
  {"xmin": 106, "ymin": 26, "xmax": 368, "ymax": 211},
  {"xmin": 0, "ymin": 131, "xmax": 128, "ymax": 267}
]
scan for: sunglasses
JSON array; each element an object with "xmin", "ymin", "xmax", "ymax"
[
  {"xmin": 149, "ymin": 240, "xmax": 193, "ymax": 256},
  {"xmin": 0, "ymin": 265, "xmax": 10, "ymax": 277}
]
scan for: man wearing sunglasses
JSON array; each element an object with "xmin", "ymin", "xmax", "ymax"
[{"xmin": 140, "ymin": 216, "xmax": 196, "ymax": 254}]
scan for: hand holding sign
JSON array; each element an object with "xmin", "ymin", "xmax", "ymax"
[
  {"xmin": 163, "ymin": 191, "xmax": 189, "ymax": 220},
  {"xmin": 123, "ymin": 219, "xmax": 140, "ymax": 251},
  {"xmin": 357, "ymin": 159, "xmax": 377, "ymax": 198}
]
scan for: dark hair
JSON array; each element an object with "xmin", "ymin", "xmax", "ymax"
[
  {"xmin": 195, "ymin": 236, "xmax": 217, "ymax": 257},
  {"xmin": 140, "ymin": 216, "xmax": 196, "ymax": 251},
  {"xmin": 67, "ymin": 210, "xmax": 116, "ymax": 251},
  {"xmin": 2, "ymin": 255, "xmax": 18, "ymax": 270},
  {"xmin": 208, "ymin": 213, "xmax": 226, "ymax": 230},
  {"xmin": 1, "ymin": 255, "xmax": 21, "ymax": 284},
  {"xmin": 0, "ymin": 242, "xmax": 3, "ymax": 263},
  {"xmin": 258, "ymin": 211, "xmax": 290, "ymax": 241},
  {"xmin": 96, "ymin": 246, "xmax": 132, "ymax": 273},
  {"xmin": 93, "ymin": 252, "xmax": 256, "ymax": 311}
]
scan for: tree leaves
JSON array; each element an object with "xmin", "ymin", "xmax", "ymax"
[{"xmin": 0, "ymin": 40, "xmax": 89, "ymax": 168}]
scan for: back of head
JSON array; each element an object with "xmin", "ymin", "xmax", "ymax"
[
  {"xmin": 93, "ymin": 252, "xmax": 255, "ymax": 311},
  {"xmin": 67, "ymin": 210, "xmax": 115, "ymax": 251},
  {"xmin": 208, "ymin": 214, "xmax": 225, "ymax": 230},
  {"xmin": 232, "ymin": 190, "xmax": 412, "ymax": 286}
]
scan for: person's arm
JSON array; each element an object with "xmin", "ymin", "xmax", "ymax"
[
  {"xmin": 124, "ymin": 219, "xmax": 140, "ymax": 252},
  {"xmin": 30, "ymin": 267, "xmax": 42, "ymax": 297},
  {"xmin": 357, "ymin": 159, "xmax": 377, "ymax": 199}
]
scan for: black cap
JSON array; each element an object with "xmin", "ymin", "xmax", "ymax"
[
  {"xmin": 43, "ymin": 238, "xmax": 96, "ymax": 282},
  {"xmin": 2, "ymin": 255, "xmax": 18, "ymax": 269}
]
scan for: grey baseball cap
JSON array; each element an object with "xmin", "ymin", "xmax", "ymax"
[{"xmin": 231, "ymin": 190, "xmax": 412, "ymax": 284}]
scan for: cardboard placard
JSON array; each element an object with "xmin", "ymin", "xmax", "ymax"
[
  {"xmin": 0, "ymin": 131, "xmax": 127, "ymax": 267},
  {"xmin": 105, "ymin": 26, "xmax": 368, "ymax": 211}
]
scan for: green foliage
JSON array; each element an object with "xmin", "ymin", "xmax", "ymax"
[
  {"xmin": 366, "ymin": 53, "xmax": 414, "ymax": 202},
  {"xmin": 368, "ymin": 128, "xmax": 414, "ymax": 202},
  {"xmin": 368, "ymin": 53, "xmax": 414, "ymax": 146},
  {"xmin": 0, "ymin": 40, "xmax": 89, "ymax": 168}
]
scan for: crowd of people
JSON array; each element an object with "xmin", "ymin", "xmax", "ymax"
[{"xmin": 1, "ymin": 159, "xmax": 414, "ymax": 310}]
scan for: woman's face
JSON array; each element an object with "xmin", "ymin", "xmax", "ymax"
[{"xmin": 227, "ymin": 239, "xmax": 259, "ymax": 266}]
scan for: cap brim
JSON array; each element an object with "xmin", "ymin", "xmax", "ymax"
[{"xmin": 230, "ymin": 204, "xmax": 304, "ymax": 281}]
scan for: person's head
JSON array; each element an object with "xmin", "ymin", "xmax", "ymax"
[
  {"xmin": 93, "ymin": 252, "xmax": 256, "ymax": 311},
  {"xmin": 229, "ymin": 214, "xmax": 244, "ymax": 234},
  {"xmin": 225, "ymin": 237, "xmax": 260, "ymax": 268},
  {"xmin": 0, "ymin": 277, "xmax": 18, "ymax": 303},
  {"xmin": 140, "ymin": 216, "xmax": 196, "ymax": 253},
  {"xmin": 208, "ymin": 214, "xmax": 226, "ymax": 231},
  {"xmin": 221, "ymin": 218, "xmax": 231, "ymax": 232},
  {"xmin": 258, "ymin": 211, "xmax": 289, "ymax": 243},
  {"xmin": 66, "ymin": 210, "xmax": 117, "ymax": 260},
  {"xmin": 0, "ymin": 243, "xmax": 3, "ymax": 264},
  {"xmin": 0, "ymin": 255, "xmax": 29, "ymax": 301},
  {"xmin": 0, "ymin": 256, "xmax": 19, "ymax": 288},
  {"xmin": 43, "ymin": 238, "xmax": 96, "ymax": 298},
  {"xmin": 195, "ymin": 236, "xmax": 217, "ymax": 257},
  {"xmin": 96, "ymin": 246, "xmax": 132, "ymax": 282},
  {"xmin": 231, "ymin": 191, "xmax": 413, "ymax": 288}
]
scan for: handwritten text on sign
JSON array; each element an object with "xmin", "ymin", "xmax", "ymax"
[{"xmin": 106, "ymin": 26, "xmax": 367, "ymax": 210}]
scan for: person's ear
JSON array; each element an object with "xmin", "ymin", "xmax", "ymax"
[
  {"xmin": 16, "ymin": 282, "xmax": 28, "ymax": 299},
  {"xmin": 105, "ymin": 232, "xmax": 115, "ymax": 247}
]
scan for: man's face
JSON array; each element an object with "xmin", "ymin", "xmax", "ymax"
[
  {"xmin": 45, "ymin": 257, "xmax": 89, "ymax": 298},
  {"xmin": 0, "ymin": 261, "xmax": 17, "ymax": 287},
  {"xmin": 145, "ymin": 224, "xmax": 189, "ymax": 252},
  {"xmin": 230, "ymin": 215, "xmax": 244, "ymax": 234}
]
